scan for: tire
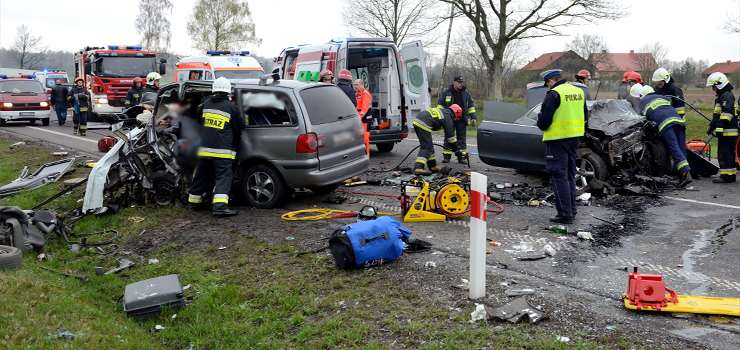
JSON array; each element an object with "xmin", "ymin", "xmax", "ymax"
[
  {"xmin": 42, "ymin": 118, "xmax": 50, "ymax": 126},
  {"xmin": 29, "ymin": 119, "xmax": 36, "ymax": 125},
  {"xmin": 0, "ymin": 245, "xmax": 22, "ymax": 270},
  {"xmin": 241, "ymin": 164, "xmax": 289, "ymax": 209},
  {"xmin": 376, "ymin": 143, "xmax": 394, "ymax": 152},
  {"xmin": 310, "ymin": 183, "xmax": 340, "ymax": 195},
  {"xmin": 575, "ymin": 152, "xmax": 608, "ymax": 189},
  {"xmin": 647, "ymin": 140, "xmax": 672, "ymax": 175},
  {"xmin": 1, "ymin": 119, "xmax": 7, "ymax": 127}
]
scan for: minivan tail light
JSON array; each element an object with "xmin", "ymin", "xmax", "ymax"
[
  {"xmin": 402, "ymin": 133, "xmax": 408, "ymax": 138},
  {"xmin": 296, "ymin": 133, "xmax": 325, "ymax": 153}
]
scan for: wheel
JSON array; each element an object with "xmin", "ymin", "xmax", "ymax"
[
  {"xmin": 310, "ymin": 183, "xmax": 340, "ymax": 195},
  {"xmin": 1, "ymin": 119, "xmax": 7, "ymax": 127},
  {"xmin": 575, "ymin": 152, "xmax": 608, "ymax": 189},
  {"xmin": 42, "ymin": 118, "xmax": 50, "ymax": 126},
  {"xmin": 0, "ymin": 245, "xmax": 22, "ymax": 270},
  {"xmin": 242, "ymin": 164, "xmax": 288, "ymax": 209},
  {"xmin": 647, "ymin": 140, "xmax": 672, "ymax": 175},
  {"xmin": 29, "ymin": 119, "xmax": 36, "ymax": 125},
  {"xmin": 376, "ymin": 143, "xmax": 394, "ymax": 152},
  {"xmin": 151, "ymin": 172, "xmax": 176, "ymax": 206}
]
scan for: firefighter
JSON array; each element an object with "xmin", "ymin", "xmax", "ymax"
[
  {"xmin": 188, "ymin": 77, "xmax": 246, "ymax": 217},
  {"xmin": 142, "ymin": 72, "xmax": 162, "ymax": 104},
  {"xmin": 652, "ymin": 68, "xmax": 686, "ymax": 119},
  {"xmin": 574, "ymin": 70, "xmax": 592, "ymax": 100},
  {"xmin": 437, "ymin": 76, "xmax": 477, "ymax": 163},
  {"xmin": 322, "ymin": 69, "xmax": 357, "ymax": 107},
  {"xmin": 413, "ymin": 105, "xmax": 464, "ymax": 175},
  {"xmin": 50, "ymin": 79, "xmax": 68, "ymax": 126},
  {"xmin": 617, "ymin": 71, "xmax": 634, "ymax": 100},
  {"xmin": 536, "ymin": 69, "xmax": 588, "ymax": 224},
  {"xmin": 125, "ymin": 77, "xmax": 144, "ymax": 107},
  {"xmin": 706, "ymin": 72, "xmax": 738, "ymax": 183},
  {"xmin": 335, "ymin": 70, "xmax": 357, "ymax": 106},
  {"xmin": 625, "ymin": 72, "xmax": 643, "ymax": 113},
  {"xmin": 354, "ymin": 79, "xmax": 372, "ymax": 155},
  {"xmin": 67, "ymin": 77, "xmax": 90, "ymax": 136},
  {"xmin": 630, "ymin": 84, "xmax": 692, "ymax": 187}
]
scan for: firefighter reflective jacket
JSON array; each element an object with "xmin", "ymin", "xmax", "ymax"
[
  {"xmin": 67, "ymin": 86, "xmax": 90, "ymax": 112},
  {"xmin": 413, "ymin": 108, "xmax": 459, "ymax": 152},
  {"xmin": 125, "ymin": 85, "xmax": 143, "ymax": 107},
  {"xmin": 653, "ymin": 79, "xmax": 685, "ymax": 117},
  {"xmin": 437, "ymin": 85, "xmax": 477, "ymax": 123},
  {"xmin": 196, "ymin": 93, "xmax": 247, "ymax": 159},
  {"xmin": 710, "ymin": 84, "xmax": 738, "ymax": 137},
  {"xmin": 638, "ymin": 93, "xmax": 685, "ymax": 134}
]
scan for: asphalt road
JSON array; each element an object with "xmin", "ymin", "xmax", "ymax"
[{"xmin": 3, "ymin": 118, "xmax": 740, "ymax": 348}]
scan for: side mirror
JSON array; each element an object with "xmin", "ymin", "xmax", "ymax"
[
  {"xmin": 84, "ymin": 63, "xmax": 91, "ymax": 75},
  {"xmin": 160, "ymin": 58, "xmax": 167, "ymax": 63},
  {"xmin": 159, "ymin": 63, "xmax": 167, "ymax": 75}
]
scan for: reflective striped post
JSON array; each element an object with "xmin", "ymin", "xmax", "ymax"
[{"xmin": 469, "ymin": 172, "xmax": 487, "ymax": 299}]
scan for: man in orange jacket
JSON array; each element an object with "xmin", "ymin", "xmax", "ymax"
[{"xmin": 354, "ymin": 79, "xmax": 372, "ymax": 155}]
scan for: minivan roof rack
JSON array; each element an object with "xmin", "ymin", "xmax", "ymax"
[{"xmin": 258, "ymin": 73, "xmax": 280, "ymax": 86}]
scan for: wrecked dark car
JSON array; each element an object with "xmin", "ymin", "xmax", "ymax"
[{"xmin": 477, "ymin": 99, "xmax": 672, "ymax": 188}]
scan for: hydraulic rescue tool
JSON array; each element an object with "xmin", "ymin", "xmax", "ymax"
[{"xmin": 400, "ymin": 177, "xmax": 471, "ymax": 222}]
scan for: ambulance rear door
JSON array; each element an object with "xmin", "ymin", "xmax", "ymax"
[{"xmin": 400, "ymin": 40, "xmax": 430, "ymax": 130}]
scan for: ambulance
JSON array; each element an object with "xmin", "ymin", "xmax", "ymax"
[
  {"xmin": 273, "ymin": 38, "xmax": 430, "ymax": 152},
  {"xmin": 33, "ymin": 69, "xmax": 69, "ymax": 99},
  {"xmin": 175, "ymin": 51, "xmax": 264, "ymax": 82}
]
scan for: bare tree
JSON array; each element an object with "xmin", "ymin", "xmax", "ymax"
[
  {"xmin": 187, "ymin": 0, "xmax": 262, "ymax": 52},
  {"xmin": 135, "ymin": 0, "xmax": 173, "ymax": 53},
  {"xmin": 724, "ymin": 0, "xmax": 740, "ymax": 33},
  {"xmin": 566, "ymin": 33, "xmax": 613, "ymax": 71},
  {"xmin": 638, "ymin": 42, "xmax": 669, "ymax": 69},
  {"xmin": 342, "ymin": 0, "xmax": 445, "ymax": 46},
  {"xmin": 442, "ymin": 0, "xmax": 625, "ymax": 101},
  {"xmin": 8, "ymin": 25, "xmax": 48, "ymax": 70}
]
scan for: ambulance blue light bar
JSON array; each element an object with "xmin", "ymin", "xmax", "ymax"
[
  {"xmin": 206, "ymin": 51, "xmax": 250, "ymax": 56},
  {"xmin": 0, "ymin": 75, "xmax": 6, "ymax": 79},
  {"xmin": 331, "ymin": 37, "xmax": 348, "ymax": 43}
]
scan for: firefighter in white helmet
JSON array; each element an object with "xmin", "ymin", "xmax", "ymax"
[
  {"xmin": 188, "ymin": 77, "xmax": 246, "ymax": 216},
  {"xmin": 706, "ymin": 72, "xmax": 738, "ymax": 183},
  {"xmin": 652, "ymin": 68, "xmax": 686, "ymax": 118}
]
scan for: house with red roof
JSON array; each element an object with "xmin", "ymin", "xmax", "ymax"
[
  {"xmin": 520, "ymin": 50, "xmax": 593, "ymax": 81},
  {"xmin": 588, "ymin": 50, "xmax": 657, "ymax": 80},
  {"xmin": 701, "ymin": 60, "xmax": 740, "ymax": 79}
]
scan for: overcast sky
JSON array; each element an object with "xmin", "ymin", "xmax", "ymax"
[{"xmin": 1, "ymin": 0, "xmax": 739, "ymax": 67}]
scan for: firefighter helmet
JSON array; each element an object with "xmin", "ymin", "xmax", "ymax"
[
  {"xmin": 74, "ymin": 77, "xmax": 84, "ymax": 84},
  {"xmin": 576, "ymin": 70, "xmax": 591, "ymax": 79},
  {"xmin": 449, "ymin": 104, "xmax": 462, "ymax": 118},
  {"xmin": 640, "ymin": 85, "xmax": 655, "ymax": 97},
  {"xmin": 133, "ymin": 77, "xmax": 143, "ymax": 86},
  {"xmin": 319, "ymin": 69, "xmax": 333, "ymax": 82},
  {"xmin": 146, "ymin": 72, "xmax": 162, "ymax": 85},
  {"xmin": 627, "ymin": 72, "xmax": 642, "ymax": 84},
  {"xmin": 706, "ymin": 72, "xmax": 729, "ymax": 89},
  {"xmin": 337, "ymin": 69, "xmax": 352, "ymax": 84},
  {"xmin": 212, "ymin": 77, "xmax": 231, "ymax": 93},
  {"xmin": 629, "ymin": 83, "xmax": 644, "ymax": 98},
  {"xmin": 652, "ymin": 68, "xmax": 671, "ymax": 83},
  {"xmin": 622, "ymin": 71, "xmax": 634, "ymax": 82}
]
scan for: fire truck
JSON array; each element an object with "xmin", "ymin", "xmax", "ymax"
[
  {"xmin": 273, "ymin": 38, "xmax": 430, "ymax": 152},
  {"xmin": 175, "ymin": 51, "xmax": 263, "ymax": 82},
  {"xmin": 73, "ymin": 45, "xmax": 166, "ymax": 120}
]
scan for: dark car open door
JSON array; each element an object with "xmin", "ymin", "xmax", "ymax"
[{"xmin": 477, "ymin": 104, "xmax": 546, "ymax": 172}]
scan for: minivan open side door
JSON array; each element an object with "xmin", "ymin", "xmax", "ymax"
[{"xmin": 400, "ymin": 40, "xmax": 430, "ymax": 130}]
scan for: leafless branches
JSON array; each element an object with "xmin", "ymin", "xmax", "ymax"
[
  {"xmin": 8, "ymin": 25, "xmax": 48, "ymax": 70},
  {"xmin": 186, "ymin": 0, "xmax": 262, "ymax": 52},
  {"xmin": 135, "ymin": 0, "xmax": 173, "ymax": 53},
  {"xmin": 342, "ymin": 0, "xmax": 445, "ymax": 46},
  {"xmin": 566, "ymin": 33, "xmax": 613, "ymax": 71}
]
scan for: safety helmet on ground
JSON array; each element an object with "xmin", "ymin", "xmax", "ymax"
[
  {"xmin": 212, "ymin": 77, "xmax": 231, "ymax": 94},
  {"xmin": 576, "ymin": 70, "xmax": 591, "ymax": 79},
  {"xmin": 623, "ymin": 71, "xmax": 634, "ymax": 82},
  {"xmin": 133, "ymin": 77, "xmax": 143, "ymax": 86},
  {"xmin": 337, "ymin": 69, "xmax": 352, "ymax": 84},
  {"xmin": 319, "ymin": 69, "xmax": 333, "ymax": 82},
  {"xmin": 146, "ymin": 72, "xmax": 161, "ymax": 85},
  {"xmin": 74, "ymin": 77, "xmax": 84, "ymax": 84},
  {"xmin": 652, "ymin": 68, "xmax": 671, "ymax": 83},
  {"xmin": 706, "ymin": 72, "xmax": 729, "ymax": 90},
  {"xmin": 449, "ymin": 104, "xmax": 462, "ymax": 118},
  {"xmin": 627, "ymin": 72, "xmax": 642, "ymax": 84}
]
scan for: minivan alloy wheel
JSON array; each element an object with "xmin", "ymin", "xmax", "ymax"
[{"xmin": 246, "ymin": 171, "xmax": 275, "ymax": 204}]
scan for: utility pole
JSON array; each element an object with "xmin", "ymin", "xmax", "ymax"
[{"xmin": 439, "ymin": 4, "xmax": 454, "ymax": 94}]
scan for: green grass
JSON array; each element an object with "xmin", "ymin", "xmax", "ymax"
[
  {"xmin": 0, "ymin": 138, "xmax": 661, "ymax": 349},
  {"xmin": 684, "ymin": 104, "xmax": 718, "ymax": 157}
]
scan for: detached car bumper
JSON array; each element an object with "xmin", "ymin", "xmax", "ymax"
[
  {"xmin": 0, "ymin": 109, "xmax": 51, "ymax": 120},
  {"xmin": 276, "ymin": 155, "xmax": 369, "ymax": 188}
]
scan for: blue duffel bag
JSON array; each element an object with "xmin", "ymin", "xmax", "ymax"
[{"xmin": 329, "ymin": 215, "xmax": 412, "ymax": 270}]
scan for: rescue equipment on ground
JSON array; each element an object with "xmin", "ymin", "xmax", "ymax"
[
  {"xmin": 98, "ymin": 136, "xmax": 118, "ymax": 153},
  {"xmin": 328, "ymin": 216, "xmax": 411, "ymax": 270},
  {"xmin": 686, "ymin": 138, "xmax": 711, "ymax": 159},
  {"xmin": 123, "ymin": 274, "xmax": 185, "ymax": 320},
  {"xmin": 623, "ymin": 267, "xmax": 740, "ymax": 316}
]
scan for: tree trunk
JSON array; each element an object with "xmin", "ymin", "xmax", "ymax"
[
  {"xmin": 491, "ymin": 48, "xmax": 505, "ymax": 102},
  {"xmin": 439, "ymin": 4, "xmax": 454, "ymax": 91}
]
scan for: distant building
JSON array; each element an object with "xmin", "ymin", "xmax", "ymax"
[
  {"xmin": 588, "ymin": 50, "xmax": 657, "ymax": 80},
  {"xmin": 701, "ymin": 60, "xmax": 740, "ymax": 79},
  {"xmin": 520, "ymin": 50, "xmax": 593, "ymax": 81}
]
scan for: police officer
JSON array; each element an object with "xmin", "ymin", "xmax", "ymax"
[
  {"xmin": 437, "ymin": 76, "xmax": 477, "ymax": 163},
  {"xmin": 50, "ymin": 79, "xmax": 68, "ymax": 125},
  {"xmin": 67, "ymin": 77, "xmax": 90, "ymax": 136},
  {"xmin": 652, "ymin": 68, "xmax": 686, "ymax": 119},
  {"xmin": 630, "ymin": 84, "xmax": 692, "ymax": 187},
  {"xmin": 413, "ymin": 105, "xmax": 464, "ymax": 175},
  {"xmin": 706, "ymin": 72, "xmax": 738, "ymax": 183},
  {"xmin": 188, "ymin": 77, "xmax": 246, "ymax": 217},
  {"xmin": 125, "ymin": 77, "xmax": 144, "ymax": 107},
  {"xmin": 536, "ymin": 69, "xmax": 588, "ymax": 224}
]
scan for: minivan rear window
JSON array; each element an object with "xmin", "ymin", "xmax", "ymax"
[{"xmin": 300, "ymin": 86, "xmax": 358, "ymax": 125}]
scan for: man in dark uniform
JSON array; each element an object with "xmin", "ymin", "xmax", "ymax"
[
  {"xmin": 652, "ymin": 68, "xmax": 686, "ymax": 119},
  {"xmin": 706, "ymin": 72, "xmax": 738, "ymax": 183},
  {"xmin": 125, "ymin": 77, "xmax": 144, "ymax": 107},
  {"xmin": 336, "ymin": 69, "xmax": 357, "ymax": 107},
  {"xmin": 617, "ymin": 71, "xmax": 633, "ymax": 100},
  {"xmin": 536, "ymin": 69, "xmax": 588, "ymax": 224},
  {"xmin": 631, "ymin": 84, "xmax": 692, "ymax": 187},
  {"xmin": 50, "ymin": 79, "xmax": 68, "ymax": 125},
  {"xmin": 437, "ymin": 76, "xmax": 477, "ymax": 164},
  {"xmin": 412, "ymin": 104, "xmax": 464, "ymax": 175},
  {"xmin": 188, "ymin": 77, "xmax": 246, "ymax": 216},
  {"xmin": 573, "ymin": 70, "xmax": 592, "ymax": 101},
  {"xmin": 67, "ymin": 77, "xmax": 90, "ymax": 136}
]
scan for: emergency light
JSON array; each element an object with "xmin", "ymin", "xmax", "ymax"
[
  {"xmin": 206, "ymin": 51, "xmax": 250, "ymax": 56},
  {"xmin": 331, "ymin": 37, "xmax": 348, "ymax": 43},
  {"xmin": 108, "ymin": 45, "xmax": 143, "ymax": 50},
  {"xmin": 0, "ymin": 75, "xmax": 7, "ymax": 79},
  {"xmin": 11, "ymin": 75, "xmax": 36, "ymax": 79}
]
